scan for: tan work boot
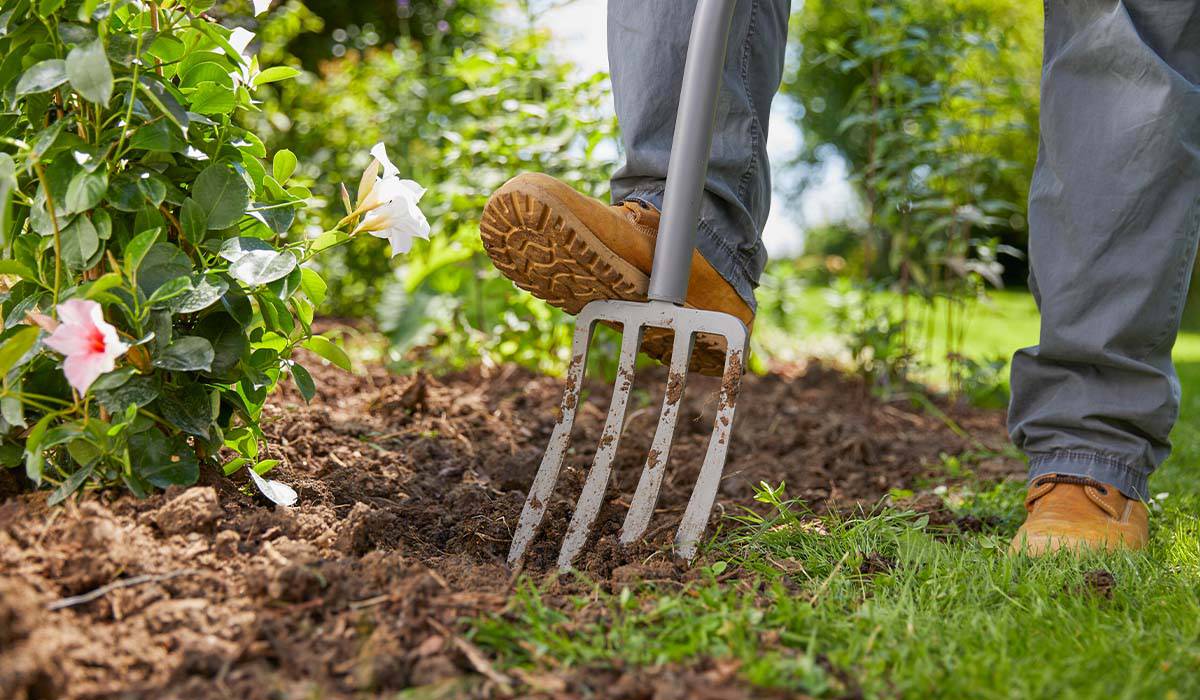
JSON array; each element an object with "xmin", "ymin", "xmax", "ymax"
[
  {"xmin": 1009, "ymin": 474, "xmax": 1149, "ymax": 555},
  {"xmin": 480, "ymin": 173, "xmax": 754, "ymax": 376}
]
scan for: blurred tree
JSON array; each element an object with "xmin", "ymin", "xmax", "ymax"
[
  {"xmin": 777, "ymin": 0, "xmax": 1041, "ymax": 395},
  {"xmin": 785, "ymin": 0, "xmax": 1041, "ymax": 286},
  {"xmin": 218, "ymin": 0, "xmax": 498, "ymax": 69}
]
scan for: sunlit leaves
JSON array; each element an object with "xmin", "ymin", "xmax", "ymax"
[
  {"xmin": 15, "ymin": 59, "xmax": 67, "ymax": 96},
  {"xmin": 192, "ymin": 163, "xmax": 249, "ymax": 229},
  {"xmin": 66, "ymin": 38, "xmax": 113, "ymax": 104}
]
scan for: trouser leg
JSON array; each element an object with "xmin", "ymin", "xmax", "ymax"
[
  {"xmin": 1009, "ymin": 0, "xmax": 1200, "ymax": 499},
  {"xmin": 606, "ymin": 0, "xmax": 791, "ymax": 311}
]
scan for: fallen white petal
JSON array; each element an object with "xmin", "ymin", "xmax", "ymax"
[
  {"xmin": 249, "ymin": 468, "xmax": 298, "ymax": 507},
  {"xmin": 253, "ymin": 0, "xmax": 271, "ymax": 15}
]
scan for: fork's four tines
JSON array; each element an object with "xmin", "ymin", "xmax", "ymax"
[{"xmin": 506, "ymin": 299, "xmax": 749, "ymax": 571}]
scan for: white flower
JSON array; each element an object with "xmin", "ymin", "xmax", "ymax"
[
  {"xmin": 253, "ymin": 0, "xmax": 272, "ymax": 16},
  {"xmin": 353, "ymin": 143, "xmax": 430, "ymax": 257}
]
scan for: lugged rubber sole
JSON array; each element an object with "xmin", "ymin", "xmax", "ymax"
[{"xmin": 480, "ymin": 187, "xmax": 729, "ymax": 376}]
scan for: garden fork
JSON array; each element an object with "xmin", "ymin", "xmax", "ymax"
[{"xmin": 507, "ymin": 0, "xmax": 748, "ymax": 570}]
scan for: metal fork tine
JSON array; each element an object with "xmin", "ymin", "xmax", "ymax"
[
  {"xmin": 556, "ymin": 325, "xmax": 644, "ymax": 569},
  {"xmin": 619, "ymin": 328, "xmax": 695, "ymax": 545},
  {"xmin": 674, "ymin": 343, "xmax": 746, "ymax": 561},
  {"xmin": 506, "ymin": 315, "xmax": 595, "ymax": 568}
]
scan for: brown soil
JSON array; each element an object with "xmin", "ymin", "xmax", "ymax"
[{"xmin": 0, "ymin": 357, "xmax": 1021, "ymax": 699}]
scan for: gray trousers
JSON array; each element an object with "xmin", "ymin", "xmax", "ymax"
[{"xmin": 608, "ymin": 0, "xmax": 1200, "ymax": 500}]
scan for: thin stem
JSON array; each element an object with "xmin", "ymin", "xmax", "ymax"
[
  {"xmin": 111, "ymin": 14, "xmax": 147, "ymax": 167},
  {"xmin": 31, "ymin": 162, "xmax": 63, "ymax": 306}
]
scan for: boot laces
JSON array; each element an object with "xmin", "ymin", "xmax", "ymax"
[{"xmin": 1034, "ymin": 474, "xmax": 1110, "ymax": 496}]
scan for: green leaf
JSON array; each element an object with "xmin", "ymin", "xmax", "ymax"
[
  {"xmin": 172, "ymin": 273, "xmax": 228, "ymax": 314},
  {"xmin": 15, "ymin": 59, "xmax": 67, "ymax": 97},
  {"xmin": 229, "ymin": 249, "xmax": 297, "ymax": 287},
  {"xmin": 153, "ymin": 335, "xmax": 214, "ymax": 372},
  {"xmin": 24, "ymin": 413, "xmax": 57, "ymax": 485},
  {"xmin": 90, "ymin": 367, "xmax": 137, "ymax": 392},
  {"xmin": 129, "ymin": 121, "xmax": 181, "ymax": 152},
  {"xmin": 66, "ymin": 39, "xmax": 113, "ymax": 104},
  {"xmin": 0, "ymin": 326, "xmax": 40, "ymax": 376},
  {"xmin": 156, "ymin": 383, "xmax": 212, "ymax": 438},
  {"xmin": 192, "ymin": 163, "xmax": 249, "ymax": 229},
  {"xmin": 92, "ymin": 209, "xmax": 111, "ymax": 239},
  {"xmin": 272, "ymin": 149, "xmax": 297, "ymax": 183},
  {"xmin": 48, "ymin": 463, "xmax": 94, "ymax": 506},
  {"xmin": 253, "ymin": 66, "xmax": 300, "ymax": 87},
  {"xmin": 129, "ymin": 428, "xmax": 199, "ymax": 489},
  {"xmin": 137, "ymin": 242, "xmax": 192, "ymax": 296},
  {"xmin": 64, "ymin": 168, "xmax": 107, "ymax": 213},
  {"xmin": 0, "ymin": 153, "xmax": 15, "ymax": 243},
  {"xmin": 180, "ymin": 197, "xmax": 207, "ymax": 242},
  {"xmin": 82, "ymin": 272, "xmax": 123, "ymax": 300},
  {"xmin": 195, "ymin": 312, "xmax": 248, "ymax": 380},
  {"xmin": 302, "ymin": 335, "xmax": 351, "ymax": 371},
  {"xmin": 138, "ymin": 76, "xmax": 190, "ymax": 134},
  {"xmin": 291, "ymin": 363, "xmax": 315, "ymax": 403},
  {"xmin": 60, "ymin": 215, "xmax": 99, "ymax": 270},
  {"xmin": 218, "ymin": 236, "xmax": 274, "ymax": 262},
  {"xmin": 38, "ymin": 0, "xmax": 66, "ymax": 16},
  {"xmin": 123, "ymin": 228, "xmax": 160, "ymax": 278},
  {"xmin": 299, "ymin": 268, "xmax": 327, "ymax": 306},
  {"xmin": 94, "ymin": 375, "xmax": 160, "ymax": 412},
  {"xmin": 0, "ymin": 260, "xmax": 37, "ymax": 281},
  {"xmin": 146, "ymin": 275, "xmax": 193, "ymax": 307},
  {"xmin": 188, "ymin": 81, "xmax": 235, "ymax": 115}
]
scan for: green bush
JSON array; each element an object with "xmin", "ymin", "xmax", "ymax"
[
  {"xmin": 248, "ymin": 2, "xmax": 618, "ymax": 373},
  {"xmin": 778, "ymin": 0, "xmax": 1039, "ymax": 395},
  {"xmin": 0, "ymin": 0, "xmax": 421, "ymax": 502}
]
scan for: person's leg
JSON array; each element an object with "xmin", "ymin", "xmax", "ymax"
[
  {"xmin": 1009, "ymin": 0, "xmax": 1200, "ymax": 504},
  {"xmin": 607, "ymin": 0, "xmax": 791, "ymax": 312}
]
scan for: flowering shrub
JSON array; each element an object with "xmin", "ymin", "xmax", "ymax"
[{"xmin": 0, "ymin": 0, "xmax": 426, "ymax": 503}]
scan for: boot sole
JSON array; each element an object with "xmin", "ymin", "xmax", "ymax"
[{"xmin": 480, "ymin": 187, "xmax": 728, "ymax": 376}]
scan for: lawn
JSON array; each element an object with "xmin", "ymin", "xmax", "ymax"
[{"xmin": 465, "ymin": 288, "xmax": 1200, "ymax": 699}]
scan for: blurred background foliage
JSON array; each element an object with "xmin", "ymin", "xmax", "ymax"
[
  {"xmin": 235, "ymin": 0, "xmax": 616, "ymax": 374},
  {"xmin": 227, "ymin": 0, "xmax": 1059, "ymax": 402}
]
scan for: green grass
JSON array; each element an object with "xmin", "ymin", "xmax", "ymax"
[
  {"xmin": 753, "ymin": 287, "xmax": 1200, "ymax": 384},
  {"xmin": 464, "ymin": 288, "xmax": 1200, "ymax": 698}
]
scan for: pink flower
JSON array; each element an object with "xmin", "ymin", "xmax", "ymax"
[{"xmin": 43, "ymin": 299, "xmax": 129, "ymax": 394}]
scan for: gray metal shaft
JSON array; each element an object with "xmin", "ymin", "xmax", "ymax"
[{"xmin": 646, "ymin": 0, "xmax": 738, "ymax": 305}]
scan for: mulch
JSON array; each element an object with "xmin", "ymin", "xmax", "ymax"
[{"xmin": 0, "ymin": 353, "xmax": 1021, "ymax": 699}]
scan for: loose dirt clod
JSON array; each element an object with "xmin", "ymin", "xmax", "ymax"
[
  {"xmin": 152, "ymin": 486, "xmax": 222, "ymax": 536},
  {"xmin": 0, "ymin": 356, "xmax": 1021, "ymax": 698}
]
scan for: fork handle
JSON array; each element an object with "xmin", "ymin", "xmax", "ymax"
[{"xmin": 646, "ymin": 0, "xmax": 739, "ymax": 305}]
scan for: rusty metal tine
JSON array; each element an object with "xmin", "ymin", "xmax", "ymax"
[
  {"xmin": 506, "ymin": 314, "xmax": 595, "ymax": 567},
  {"xmin": 674, "ymin": 342, "xmax": 746, "ymax": 561},
  {"xmin": 556, "ymin": 325, "xmax": 644, "ymax": 570},
  {"xmin": 619, "ymin": 328, "xmax": 695, "ymax": 545}
]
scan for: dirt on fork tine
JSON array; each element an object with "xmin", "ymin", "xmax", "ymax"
[{"xmin": 0, "ymin": 355, "xmax": 1021, "ymax": 699}]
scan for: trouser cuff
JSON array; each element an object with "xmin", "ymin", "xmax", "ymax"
[
  {"xmin": 1027, "ymin": 451, "xmax": 1151, "ymax": 501},
  {"xmin": 620, "ymin": 189, "xmax": 760, "ymax": 312}
]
